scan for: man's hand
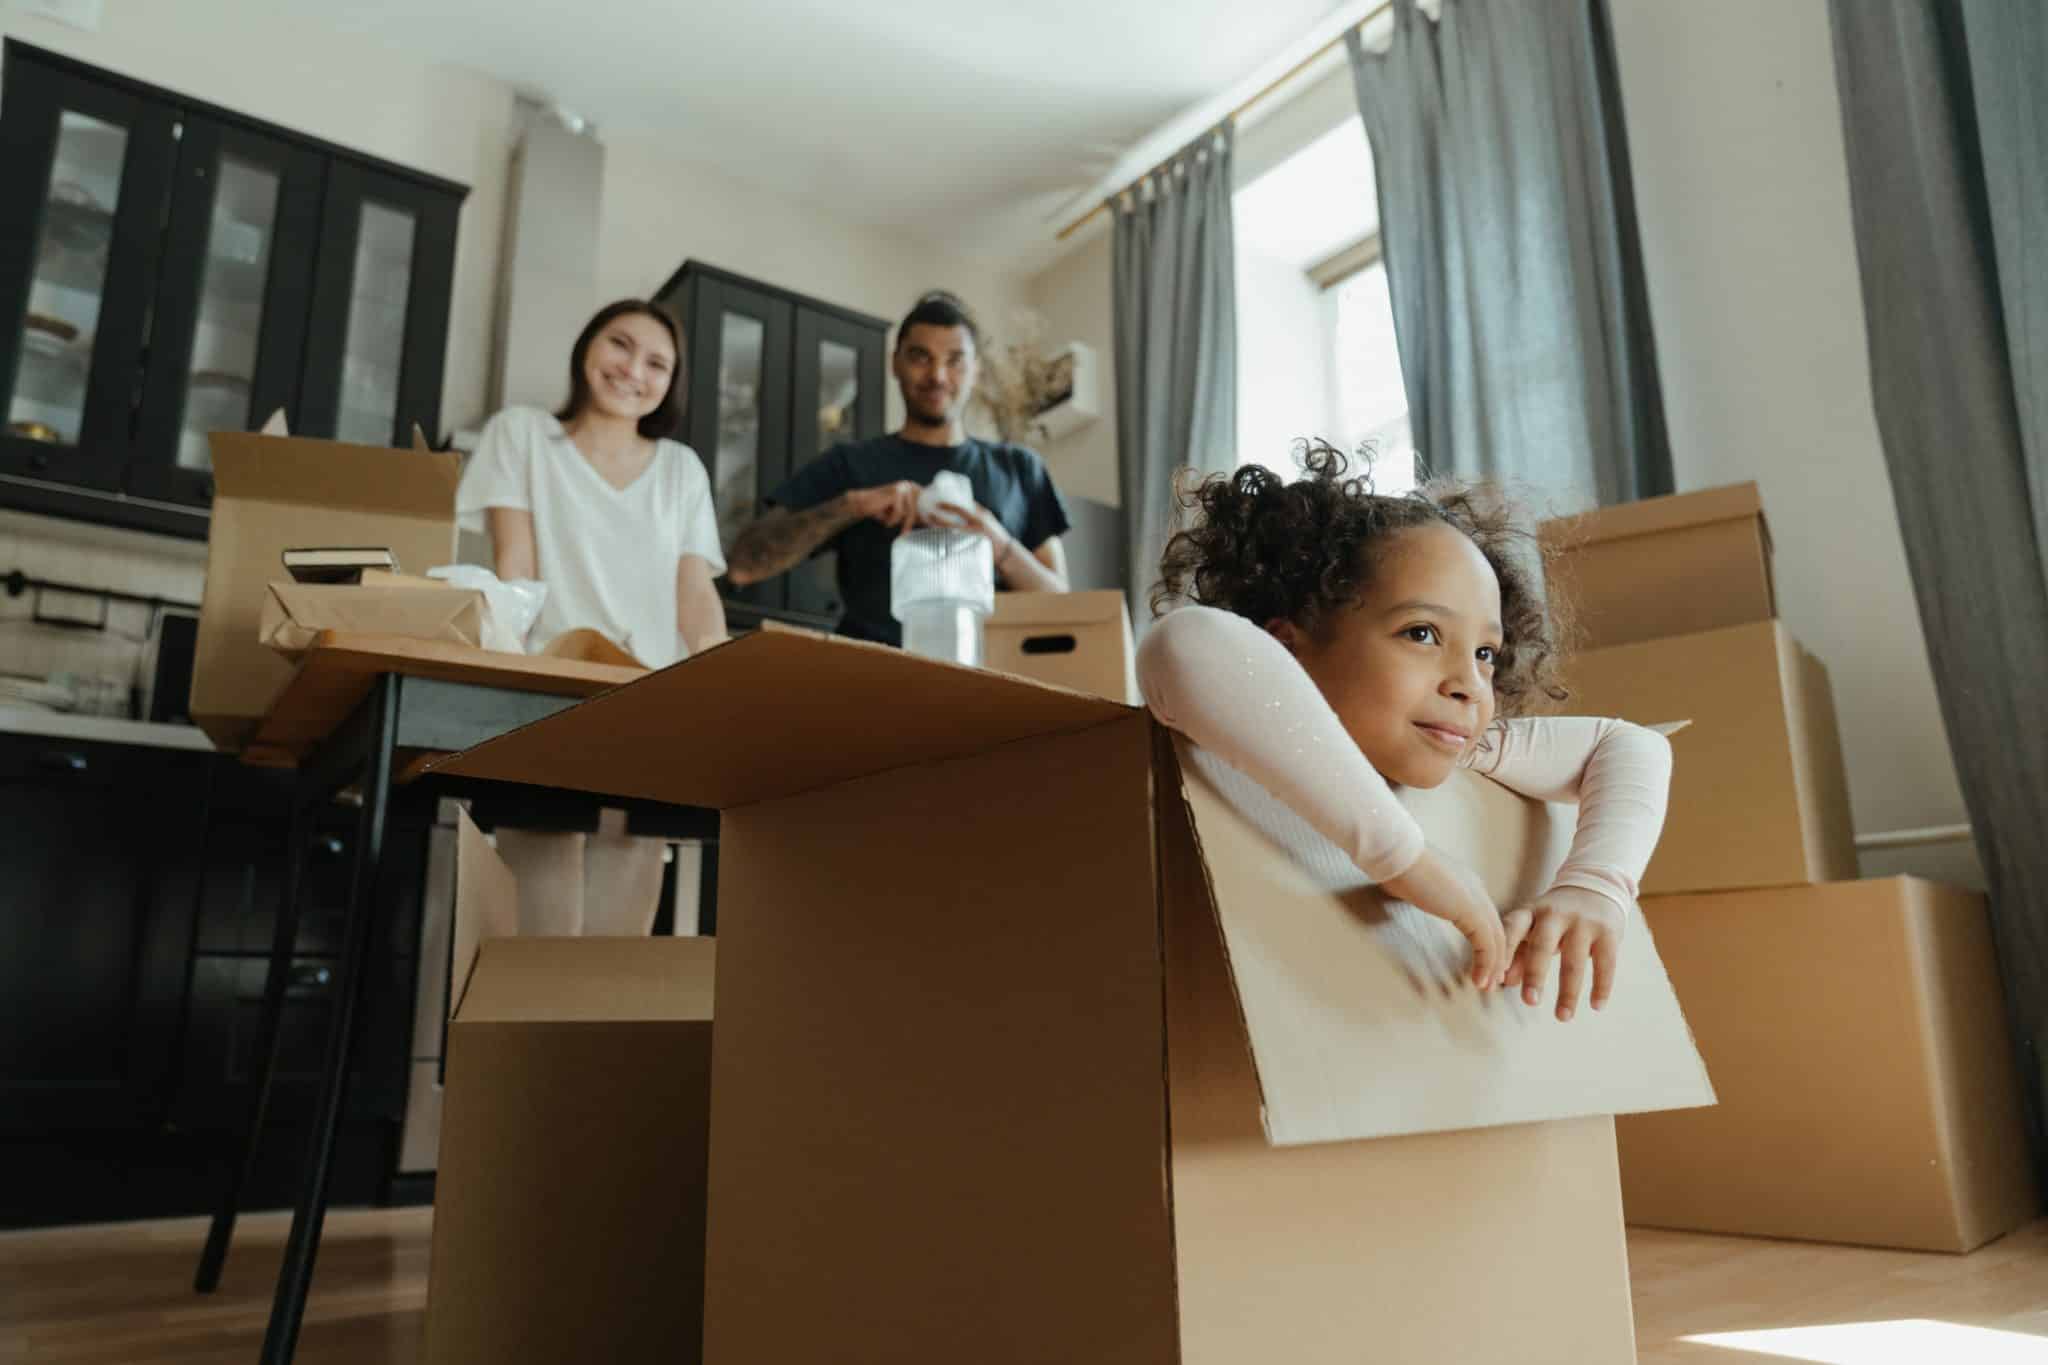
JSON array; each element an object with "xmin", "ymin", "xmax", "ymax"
[
  {"xmin": 920, "ymin": 496, "xmax": 1016, "ymax": 559},
  {"xmin": 1500, "ymin": 887, "xmax": 1627, "ymax": 1022},
  {"xmin": 846, "ymin": 481, "xmax": 924, "ymax": 530},
  {"xmin": 1379, "ymin": 847, "xmax": 1507, "ymax": 991}
]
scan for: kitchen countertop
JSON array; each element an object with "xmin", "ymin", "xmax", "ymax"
[{"xmin": 0, "ymin": 705, "xmax": 218, "ymax": 753}]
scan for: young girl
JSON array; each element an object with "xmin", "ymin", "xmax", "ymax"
[{"xmin": 1137, "ymin": 444, "xmax": 1672, "ymax": 1022}]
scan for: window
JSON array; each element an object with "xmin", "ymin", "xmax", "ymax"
[{"xmin": 1233, "ymin": 115, "xmax": 1415, "ymax": 494}]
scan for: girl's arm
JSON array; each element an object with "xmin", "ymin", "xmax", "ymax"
[
  {"xmin": 1138, "ymin": 604, "xmax": 1427, "ymax": 882},
  {"xmin": 1465, "ymin": 718, "xmax": 1673, "ymax": 917}
]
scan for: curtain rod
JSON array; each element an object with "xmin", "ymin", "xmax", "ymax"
[{"xmin": 1054, "ymin": 0, "xmax": 1396, "ymax": 242}]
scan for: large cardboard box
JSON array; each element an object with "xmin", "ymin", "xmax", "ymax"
[
  {"xmin": 1542, "ymin": 482, "xmax": 1773, "ymax": 650},
  {"xmin": 984, "ymin": 587, "xmax": 1139, "ymax": 703},
  {"xmin": 1617, "ymin": 878, "xmax": 2038, "ymax": 1252},
  {"xmin": 1561, "ymin": 619, "xmax": 1857, "ymax": 894},
  {"xmin": 434, "ymin": 631, "xmax": 1712, "ymax": 1365},
  {"xmin": 424, "ymin": 815, "xmax": 715, "ymax": 1363},
  {"xmin": 194, "ymin": 430, "xmax": 460, "ymax": 749}
]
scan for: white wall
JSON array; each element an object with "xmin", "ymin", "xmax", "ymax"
[
  {"xmin": 595, "ymin": 126, "xmax": 1031, "ymax": 436},
  {"xmin": 1024, "ymin": 231, "xmax": 1119, "ymax": 506},
  {"xmin": 1607, "ymin": 0, "xmax": 1979, "ymax": 885},
  {"xmin": 1234, "ymin": 246, "xmax": 1336, "ymax": 473}
]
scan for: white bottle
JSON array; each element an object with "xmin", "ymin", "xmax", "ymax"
[{"xmin": 891, "ymin": 472, "xmax": 994, "ymax": 667}]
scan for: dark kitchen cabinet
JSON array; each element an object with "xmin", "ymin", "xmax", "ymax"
[
  {"xmin": 0, "ymin": 735, "xmax": 209, "ymax": 1133},
  {"xmin": 0, "ymin": 741, "xmax": 429, "ymax": 1228},
  {"xmin": 656, "ymin": 261, "xmax": 888, "ymax": 628},
  {"xmin": 0, "ymin": 41, "xmax": 466, "ymax": 538}
]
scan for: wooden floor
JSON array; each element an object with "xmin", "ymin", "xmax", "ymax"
[{"xmin": 2, "ymin": 1210, "xmax": 2044, "ymax": 1363}]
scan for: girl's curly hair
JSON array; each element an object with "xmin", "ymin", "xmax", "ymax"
[{"xmin": 1151, "ymin": 440, "xmax": 1571, "ymax": 715}]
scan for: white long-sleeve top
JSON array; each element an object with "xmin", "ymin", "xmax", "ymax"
[{"xmin": 1137, "ymin": 604, "xmax": 1673, "ymax": 917}]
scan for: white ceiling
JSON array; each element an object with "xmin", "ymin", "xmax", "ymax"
[{"xmin": 278, "ymin": 0, "xmax": 1358, "ymax": 274}]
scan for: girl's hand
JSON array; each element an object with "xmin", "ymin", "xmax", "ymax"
[
  {"xmin": 1378, "ymin": 847, "xmax": 1507, "ymax": 991},
  {"xmin": 1500, "ymin": 887, "xmax": 1626, "ymax": 1022}
]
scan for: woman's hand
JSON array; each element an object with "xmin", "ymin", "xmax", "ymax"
[
  {"xmin": 1500, "ymin": 887, "xmax": 1627, "ymax": 1022},
  {"xmin": 1379, "ymin": 847, "xmax": 1507, "ymax": 991}
]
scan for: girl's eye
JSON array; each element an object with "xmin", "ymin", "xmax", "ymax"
[
  {"xmin": 1477, "ymin": 645, "xmax": 1499, "ymax": 666},
  {"xmin": 1403, "ymin": 624, "xmax": 1440, "ymax": 645}
]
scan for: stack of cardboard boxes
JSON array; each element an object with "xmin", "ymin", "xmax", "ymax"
[{"xmin": 1543, "ymin": 483, "xmax": 2039, "ymax": 1253}]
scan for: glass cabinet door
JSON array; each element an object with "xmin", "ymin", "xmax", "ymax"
[
  {"xmin": 0, "ymin": 55, "xmax": 174, "ymax": 489},
  {"xmin": 684, "ymin": 277, "xmax": 792, "ymax": 612},
  {"xmin": 788, "ymin": 308, "xmax": 886, "ymax": 622},
  {"xmin": 297, "ymin": 161, "xmax": 458, "ymax": 448},
  {"xmin": 129, "ymin": 119, "xmax": 321, "ymax": 505}
]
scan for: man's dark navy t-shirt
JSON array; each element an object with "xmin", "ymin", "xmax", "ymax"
[{"xmin": 768, "ymin": 434, "xmax": 1071, "ymax": 646}]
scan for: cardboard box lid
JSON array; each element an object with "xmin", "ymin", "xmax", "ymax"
[
  {"xmin": 1169, "ymin": 741, "xmax": 1714, "ymax": 1146},
  {"xmin": 430, "ymin": 630, "xmax": 1130, "ymax": 809},
  {"xmin": 452, "ymin": 813, "xmax": 713, "ymax": 1025},
  {"xmin": 987, "ymin": 588, "xmax": 1132, "ymax": 630},
  {"xmin": 1541, "ymin": 481, "xmax": 1770, "ymax": 552},
  {"xmin": 209, "ymin": 429, "xmax": 460, "ymax": 519},
  {"xmin": 458, "ymin": 937, "xmax": 715, "ymax": 1024},
  {"xmin": 434, "ymin": 631, "xmax": 1712, "ymax": 1147}
]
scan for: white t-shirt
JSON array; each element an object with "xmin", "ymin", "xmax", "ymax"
[{"xmin": 456, "ymin": 406, "xmax": 726, "ymax": 667}]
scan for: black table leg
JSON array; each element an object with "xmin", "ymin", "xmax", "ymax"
[
  {"xmin": 259, "ymin": 675, "xmax": 399, "ymax": 1365},
  {"xmin": 194, "ymin": 781, "xmax": 314, "ymax": 1293}
]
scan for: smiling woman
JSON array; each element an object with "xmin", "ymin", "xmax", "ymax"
[
  {"xmin": 457, "ymin": 297, "xmax": 728, "ymax": 669},
  {"xmin": 455, "ymin": 297, "xmax": 729, "ymax": 937}
]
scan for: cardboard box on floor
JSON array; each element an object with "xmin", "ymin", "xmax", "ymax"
[
  {"xmin": 1542, "ymin": 481, "xmax": 1774, "ymax": 650},
  {"xmin": 193, "ymin": 427, "xmax": 460, "ymax": 750},
  {"xmin": 984, "ymin": 587, "xmax": 1139, "ymax": 703},
  {"xmin": 432, "ymin": 630, "xmax": 1714, "ymax": 1365},
  {"xmin": 1562, "ymin": 619, "xmax": 1857, "ymax": 895},
  {"xmin": 424, "ymin": 815, "xmax": 715, "ymax": 1363},
  {"xmin": 1617, "ymin": 877, "xmax": 2038, "ymax": 1252}
]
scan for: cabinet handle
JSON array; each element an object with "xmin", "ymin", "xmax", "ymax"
[
  {"xmin": 289, "ymin": 964, "xmax": 333, "ymax": 991},
  {"xmin": 34, "ymin": 751, "xmax": 89, "ymax": 774}
]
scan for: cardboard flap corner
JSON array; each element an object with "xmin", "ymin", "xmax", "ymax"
[
  {"xmin": 452, "ymin": 811, "xmax": 521, "ymax": 1018},
  {"xmin": 431, "ymin": 629, "xmax": 1132, "ymax": 810},
  {"xmin": 1161, "ymin": 734, "xmax": 1713, "ymax": 1148}
]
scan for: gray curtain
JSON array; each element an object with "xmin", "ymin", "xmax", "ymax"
[
  {"xmin": 1829, "ymin": 0, "xmax": 2048, "ymax": 1165},
  {"xmin": 1345, "ymin": 0, "xmax": 1670, "ymax": 506},
  {"xmin": 1112, "ymin": 125, "xmax": 1238, "ymax": 615}
]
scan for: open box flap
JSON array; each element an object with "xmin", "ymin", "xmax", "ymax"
[
  {"xmin": 209, "ymin": 429, "xmax": 460, "ymax": 519},
  {"xmin": 1162, "ymin": 734, "xmax": 1713, "ymax": 1147},
  {"xmin": 430, "ymin": 629, "xmax": 1131, "ymax": 810}
]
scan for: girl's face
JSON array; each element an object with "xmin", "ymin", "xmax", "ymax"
[
  {"xmin": 580, "ymin": 312, "xmax": 677, "ymax": 424},
  {"xmin": 1272, "ymin": 523, "xmax": 1504, "ymax": 789}
]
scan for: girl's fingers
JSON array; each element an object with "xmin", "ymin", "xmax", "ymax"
[
  {"xmin": 1590, "ymin": 930, "xmax": 1620, "ymax": 1011},
  {"xmin": 1519, "ymin": 913, "xmax": 1567, "ymax": 1009},
  {"xmin": 1554, "ymin": 922, "xmax": 1595, "ymax": 1022}
]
